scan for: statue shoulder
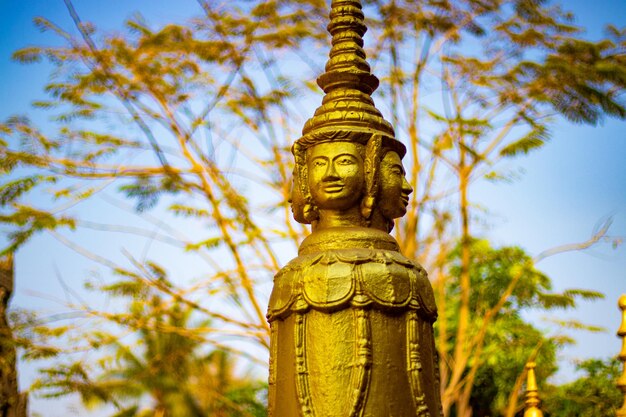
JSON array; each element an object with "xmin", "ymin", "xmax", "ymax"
[{"xmin": 267, "ymin": 248, "xmax": 437, "ymax": 322}]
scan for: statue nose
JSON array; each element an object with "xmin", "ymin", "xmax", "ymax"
[
  {"xmin": 402, "ymin": 177, "xmax": 413, "ymax": 195},
  {"xmin": 322, "ymin": 163, "xmax": 340, "ymax": 181}
]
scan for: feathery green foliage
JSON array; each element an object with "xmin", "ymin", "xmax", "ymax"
[
  {"xmin": 543, "ymin": 357, "xmax": 622, "ymax": 417},
  {"xmin": 1, "ymin": 1, "xmax": 623, "ymax": 415}
]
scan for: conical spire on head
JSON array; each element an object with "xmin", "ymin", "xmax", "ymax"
[
  {"xmin": 297, "ymin": 0, "xmax": 405, "ymax": 157},
  {"xmin": 318, "ymin": 0, "xmax": 378, "ymax": 94}
]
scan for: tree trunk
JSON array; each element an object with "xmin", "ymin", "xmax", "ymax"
[{"xmin": 0, "ymin": 254, "xmax": 28, "ymax": 417}]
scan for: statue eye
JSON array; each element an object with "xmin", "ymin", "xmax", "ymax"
[
  {"xmin": 337, "ymin": 157, "xmax": 355, "ymax": 165},
  {"xmin": 313, "ymin": 159, "xmax": 327, "ymax": 167}
]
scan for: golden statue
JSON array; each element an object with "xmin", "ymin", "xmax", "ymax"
[{"xmin": 267, "ymin": 1, "xmax": 442, "ymax": 415}]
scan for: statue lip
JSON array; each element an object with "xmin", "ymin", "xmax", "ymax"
[
  {"xmin": 401, "ymin": 195, "xmax": 410, "ymax": 206},
  {"xmin": 322, "ymin": 183, "xmax": 344, "ymax": 193}
]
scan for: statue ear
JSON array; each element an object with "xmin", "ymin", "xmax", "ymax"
[
  {"xmin": 361, "ymin": 134, "xmax": 383, "ymax": 219},
  {"xmin": 360, "ymin": 196, "xmax": 375, "ymax": 219}
]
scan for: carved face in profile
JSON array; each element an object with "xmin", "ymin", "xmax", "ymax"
[
  {"xmin": 307, "ymin": 142, "xmax": 365, "ymax": 211},
  {"xmin": 378, "ymin": 150, "xmax": 412, "ymax": 219},
  {"xmin": 289, "ymin": 167, "xmax": 307, "ymax": 224}
]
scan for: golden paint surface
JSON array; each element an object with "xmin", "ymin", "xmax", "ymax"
[{"xmin": 267, "ymin": 0, "xmax": 442, "ymax": 415}]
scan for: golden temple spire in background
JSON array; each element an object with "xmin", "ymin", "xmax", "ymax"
[
  {"xmin": 617, "ymin": 294, "xmax": 626, "ymax": 417},
  {"xmin": 524, "ymin": 362, "xmax": 543, "ymax": 417}
]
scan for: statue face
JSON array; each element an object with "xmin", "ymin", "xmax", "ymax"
[
  {"xmin": 378, "ymin": 151, "xmax": 412, "ymax": 219},
  {"xmin": 307, "ymin": 142, "xmax": 364, "ymax": 211}
]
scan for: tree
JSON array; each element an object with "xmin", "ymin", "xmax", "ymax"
[
  {"xmin": 2, "ymin": 1, "xmax": 327, "ymax": 414},
  {"xmin": 357, "ymin": 2, "xmax": 624, "ymax": 414},
  {"xmin": 2, "ymin": 0, "xmax": 328, "ymax": 358},
  {"xmin": 24, "ymin": 265, "xmax": 267, "ymax": 417},
  {"xmin": 0, "ymin": 254, "xmax": 28, "ymax": 417},
  {"xmin": 440, "ymin": 240, "xmax": 602, "ymax": 417},
  {"xmin": 0, "ymin": 0, "xmax": 624, "ymax": 415},
  {"xmin": 542, "ymin": 357, "xmax": 622, "ymax": 417}
]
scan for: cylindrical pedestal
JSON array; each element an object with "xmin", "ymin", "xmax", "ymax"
[{"xmin": 267, "ymin": 228, "xmax": 442, "ymax": 417}]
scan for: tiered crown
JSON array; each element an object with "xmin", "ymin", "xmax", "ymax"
[{"xmin": 296, "ymin": 0, "xmax": 405, "ymax": 157}]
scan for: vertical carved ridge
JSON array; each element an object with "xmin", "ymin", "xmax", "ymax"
[
  {"xmin": 407, "ymin": 310, "xmax": 431, "ymax": 417},
  {"xmin": 295, "ymin": 313, "xmax": 315, "ymax": 417},
  {"xmin": 268, "ymin": 323, "xmax": 278, "ymax": 417},
  {"xmin": 346, "ymin": 308, "xmax": 372, "ymax": 417}
]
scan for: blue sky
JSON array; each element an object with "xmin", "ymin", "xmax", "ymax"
[{"xmin": 1, "ymin": 0, "xmax": 625, "ymax": 415}]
